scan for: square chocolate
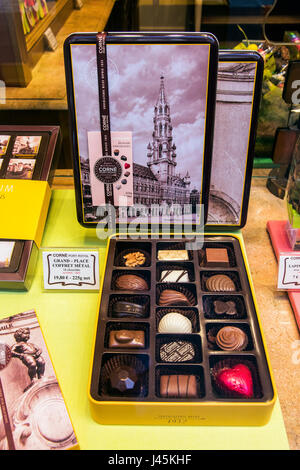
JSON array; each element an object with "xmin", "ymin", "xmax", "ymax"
[{"xmin": 205, "ymin": 248, "xmax": 229, "ymax": 267}]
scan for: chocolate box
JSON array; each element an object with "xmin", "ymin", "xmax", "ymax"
[
  {"xmin": 0, "ymin": 126, "xmax": 61, "ymax": 290},
  {"xmin": 0, "ymin": 309, "xmax": 79, "ymax": 450},
  {"xmin": 88, "ymin": 233, "xmax": 275, "ymax": 426},
  {"xmin": 64, "ymin": 33, "xmax": 275, "ymax": 425}
]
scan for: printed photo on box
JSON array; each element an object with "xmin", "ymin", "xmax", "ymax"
[
  {"xmin": 0, "ymin": 136, "xmax": 10, "ymax": 156},
  {"xmin": 70, "ymin": 42, "xmax": 211, "ymax": 223},
  {"xmin": 0, "ymin": 242, "xmax": 15, "ymax": 268},
  {"xmin": 6, "ymin": 158, "xmax": 36, "ymax": 179},
  {"xmin": 0, "ymin": 310, "xmax": 78, "ymax": 450},
  {"xmin": 12, "ymin": 135, "xmax": 41, "ymax": 157}
]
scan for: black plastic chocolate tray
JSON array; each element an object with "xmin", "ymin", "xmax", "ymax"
[{"xmin": 90, "ymin": 235, "xmax": 274, "ymax": 403}]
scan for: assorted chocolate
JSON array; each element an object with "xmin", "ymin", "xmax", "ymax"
[
  {"xmin": 159, "ymin": 341, "xmax": 195, "ymax": 362},
  {"xmin": 91, "ymin": 237, "xmax": 273, "ymax": 405},
  {"xmin": 122, "ymin": 251, "xmax": 146, "ymax": 267},
  {"xmin": 111, "ymin": 300, "xmax": 148, "ymax": 318},
  {"xmin": 205, "ymin": 274, "xmax": 236, "ymax": 292},
  {"xmin": 158, "ymin": 288, "xmax": 193, "ymax": 307},
  {"xmin": 159, "ymin": 374, "xmax": 197, "ymax": 398},
  {"xmin": 205, "ymin": 248, "xmax": 229, "ymax": 268},
  {"xmin": 158, "ymin": 312, "xmax": 193, "ymax": 334},
  {"xmin": 157, "ymin": 249, "xmax": 189, "ymax": 261},
  {"xmin": 100, "ymin": 354, "xmax": 148, "ymax": 397},
  {"xmin": 213, "ymin": 300, "xmax": 237, "ymax": 316},
  {"xmin": 207, "ymin": 325, "xmax": 249, "ymax": 351},
  {"xmin": 160, "ymin": 269, "xmax": 189, "ymax": 283},
  {"xmin": 211, "ymin": 360, "xmax": 255, "ymax": 399},
  {"xmin": 108, "ymin": 330, "xmax": 145, "ymax": 349},
  {"xmin": 114, "ymin": 273, "xmax": 148, "ymax": 291}
]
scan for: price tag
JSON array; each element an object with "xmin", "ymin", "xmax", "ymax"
[
  {"xmin": 42, "ymin": 250, "xmax": 100, "ymax": 290},
  {"xmin": 278, "ymin": 254, "xmax": 300, "ymax": 289}
]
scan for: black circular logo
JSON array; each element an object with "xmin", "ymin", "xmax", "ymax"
[{"xmin": 94, "ymin": 157, "xmax": 122, "ymax": 184}]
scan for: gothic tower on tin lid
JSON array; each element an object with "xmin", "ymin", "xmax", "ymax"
[{"xmin": 147, "ymin": 75, "xmax": 177, "ymax": 184}]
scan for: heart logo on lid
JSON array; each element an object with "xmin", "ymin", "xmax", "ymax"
[
  {"xmin": 214, "ymin": 363, "xmax": 254, "ymax": 398},
  {"xmin": 124, "ymin": 163, "xmax": 130, "ymax": 169}
]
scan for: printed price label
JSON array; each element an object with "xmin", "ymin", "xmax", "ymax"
[
  {"xmin": 278, "ymin": 254, "xmax": 300, "ymax": 289},
  {"xmin": 43, "ymin": 250, "xmax": 100, "ymax": 290}
]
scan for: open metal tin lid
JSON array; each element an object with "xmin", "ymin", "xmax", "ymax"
[
  {"xmin": 207, "ymin": 49, "xmax": 264, "ymax": 230},
  {"xmin": 64, "ymin": 35, "xmax": 263, "ymax": 232},
  {"xmin": 64, "ymin": 31, "xmax": 219, "ymax": 231}
]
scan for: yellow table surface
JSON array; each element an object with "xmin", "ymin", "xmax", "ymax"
[{"xmin": 0, "ymin": 190, "xmax": 290, "ymax": 450}]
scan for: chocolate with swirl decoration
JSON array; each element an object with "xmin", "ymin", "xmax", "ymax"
[
  {"xmin": 216, "ymin": 326, "xmax": 248, "ymax": 351},
  {"xmin": 115, "ymin": 274, "xmax": 148, "ymax": 291},
  {"xmin": 158, "ymin": 289, "xmax": 191, "ymax": 306},
  {"xmin": 206, "ymin": 274, "xmax": 236, "ymax": 292}
]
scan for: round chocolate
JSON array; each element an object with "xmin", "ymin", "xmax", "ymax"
[
  {"xmin": 115, "ymin": 274, "xmax": 148, "ymax": 291},
  {"xmin": 158, "ymin": 289, "xmax": 191, "ymax": 306},
  {"xmin": 216, "ymin": 326, "xmax": 248, "ymax": 351},
  {"xmin": 206, "ymin": 274, "xmax": 235, "ymax": 292}
]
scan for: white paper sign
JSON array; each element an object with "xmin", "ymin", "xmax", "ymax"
[
  {"xmin": 43, "ymin": 251, "xmax": 100, "ymax": 290},
  {"xmin": 278, "ymin": 254, "xmax": 300, "ymax": 289}
]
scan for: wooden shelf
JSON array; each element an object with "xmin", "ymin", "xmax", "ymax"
[{"xmin": 25, "ymin": 0, "xmax": 71, "ymax": 52}]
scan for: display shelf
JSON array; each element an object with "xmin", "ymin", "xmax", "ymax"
[
  {"xmin": 25, "ymin": 0, "xmax": 71, "ymax": 53},
  {"xmin": 0, "ymin": 181, "xmax": 289, "ymax": 449}
]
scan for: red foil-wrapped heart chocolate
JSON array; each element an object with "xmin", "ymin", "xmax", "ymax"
[{"xmin": 213, "ymin": 362, "xmax": 254, "ymax": 398}]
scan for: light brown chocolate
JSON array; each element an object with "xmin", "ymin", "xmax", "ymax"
[
  {"xmin": 158, "ymin": 289, "xmax": 191, "ymax": 306},
  {"xmin": 216, "ymin": 326, "xmax": 248, "ymax": 351},
  {"xmin": 115, "ymin": 274, "xmax": 148, "ymax": 291},
  {"xmin": 205, "ymin": 248, "xmax": 229, "ymax": 267},
  {"xmin": 206, "ymin": 274, "xmax": 235, "ymax": 292},
  {"xmin": 160, "ymin": 374, "xmax": 197, "ymax": 398},
  {"xmin": 108, "ymin": 330, "xmax": 145, "ymax": 348}
]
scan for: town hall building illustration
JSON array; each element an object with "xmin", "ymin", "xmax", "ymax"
[{"xmin": 81, "ymin": 75, "xmax": 199, "ymax": 221}]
